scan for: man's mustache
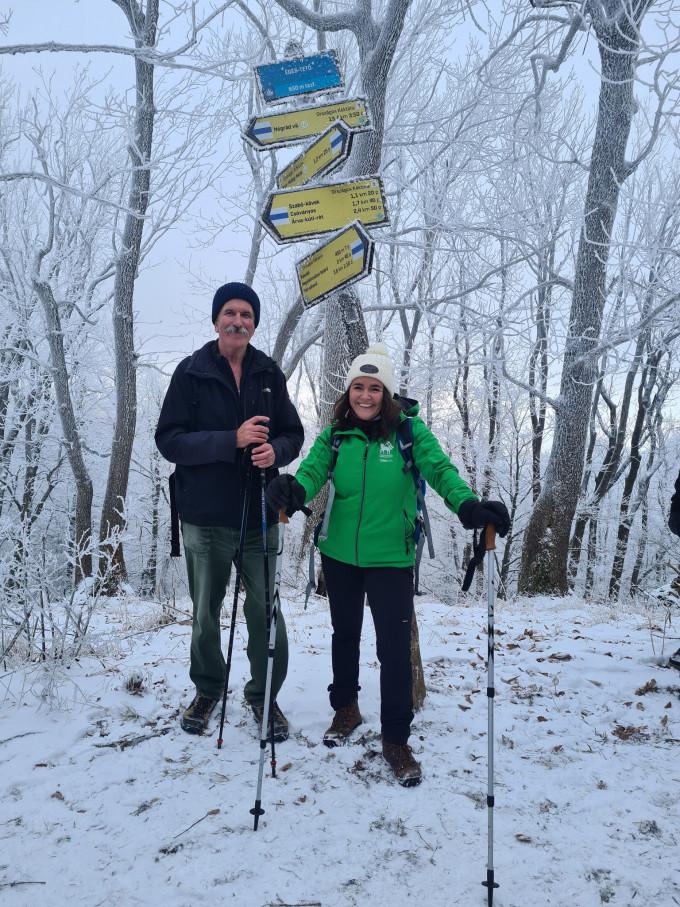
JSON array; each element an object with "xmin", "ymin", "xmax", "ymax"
[{"xmin": 224, "ymin": 326, "xmax": 250, "ymax": 336}]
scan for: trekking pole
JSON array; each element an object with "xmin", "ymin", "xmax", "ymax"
[
  {"xmin": 482, "ymin": 523, "xmax": 499, "ymax": 906},
  {"xmin": 250, "ymin": 499, "xmax": 286, "ymax": 831},
  {"xmin": 262, "ymin": 469, "xmax": 276, "ymax": 776},
  {"xmin": 217, "ymin": 458, "xmax": 253, "ymax": 749}
]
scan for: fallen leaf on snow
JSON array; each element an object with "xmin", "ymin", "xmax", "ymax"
[
  {"xmin": 635, "ymin": 679, "xmax": 657, "ymax": 696},
  {"xmin": 612, "ymin": 724, "xmax": 648, "ymax": 741}
]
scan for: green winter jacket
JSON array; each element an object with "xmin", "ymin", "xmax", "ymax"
[{"xmin": 295, "ymin": 405, "xmax": 478, "ymax": 568}]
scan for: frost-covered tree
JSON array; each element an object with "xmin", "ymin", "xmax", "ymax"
[
  {"xmin": 517, "ymin": 0, "xmax": 680, "ymax": 595},
  {"xmin": 1, "ymin": 0, "xmax": 241, "ymax": 589},
  {"xmin": 265, "ymin": 0, "xmax": 416, "ymax": 419}
]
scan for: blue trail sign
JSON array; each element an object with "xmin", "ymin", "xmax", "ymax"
[{"xmin": 255, "ymin": 51, "xmax": 343, "ymax": 104}]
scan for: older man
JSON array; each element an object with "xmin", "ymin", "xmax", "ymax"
[{"xmin": 155, "ymin": 282, "xmax": 304, "ymax": 738}]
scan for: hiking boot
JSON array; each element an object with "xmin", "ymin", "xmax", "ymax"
[
  {"xmin": 251, "ymin": 701, "xmax": 289, "ymax": 742},
  {"xmin": 382, "ymin": 741, "xmax": 422, "ymax": 787},
  {"xmin": 323, "ymin": 700, "xmax": 362, "ymax": 747},
  {"xmin": 181, "ymin": 694, "xmax": 218, "ymax": 734}
]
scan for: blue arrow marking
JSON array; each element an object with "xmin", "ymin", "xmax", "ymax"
[
  {"xmin": 329, "ymin": 129, "xmax": 342, "ymax": 152},
  {"xmin": 253, "ymin": 121, "xmax": 273, "ymax": 140},
  {"xmin": 351, "ymin": 238, "xmax": 364, "ymax": 260},
  {"xmin": 270, "ymin": 207, "xmax": 290, "ymax": 224}
]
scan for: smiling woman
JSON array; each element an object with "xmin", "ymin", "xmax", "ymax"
[
  {"xmin": 348, "ymin": 377, "xmax": 384, "ymax": 421},
  {"xmin": 265, "ymin": 341, "xmax": 510, "ymax": 787}
]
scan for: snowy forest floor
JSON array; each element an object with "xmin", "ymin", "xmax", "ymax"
[{"xmin": 1, "ymin": 585, "xmax": 680, "ymax": 907}]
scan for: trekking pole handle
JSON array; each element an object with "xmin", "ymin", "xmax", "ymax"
[{"xmin": 485, "ymin": 524, "xmax": 496, "ymax": 551}]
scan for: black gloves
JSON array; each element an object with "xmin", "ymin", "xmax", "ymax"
[
  {"xmin": 458, "ymin": 499, "xmax": 511, "ymax": 538},
  {"xmin": 266, "ymin": 473, "xmax": 307, "ymax": 516},
  {"xmin": 669, "ymin": 511, "xmax": 680, "ymax": 537}
]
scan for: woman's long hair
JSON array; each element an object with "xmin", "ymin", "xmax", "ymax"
[{"xmin": 332, "ymin": 385, "xmax": 402, "ymax": 440}]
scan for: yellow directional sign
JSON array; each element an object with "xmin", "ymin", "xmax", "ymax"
[
  {"xmin": 261, "ymin": 177, "xmax": 388, "ymax": 244},
  {"xmin": 243, "ymin": 98, "xmax": 371, "ymax": 150},
  {"xmin": 276, "ymin": 121, "xmax": 353, "ymax": 189},
  {"xmin": 296, "ymin": 222, "xmax": 374, "ymax": 308}
]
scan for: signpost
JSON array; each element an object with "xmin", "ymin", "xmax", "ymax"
[
  {"xmin": 255, "ymin": 51, "xmax": 343, "ymax": 104},
  {"xmin": 243, "ymin": 98, "xmax": 371, "ymax": 150},
  {"xmin": 276, "ymin": 121, "xmax": 353, "ymax": 189},
  {"xmin": 243, "ymin": 49, "xmax": 380, "ymax": 306},
  {"xmin": 296, "ymin": 221, "xmax": 374, "ymax": 308},
  {"xmin": 261, "ymin": 177, "xmax": 388, "ymax": 244}
]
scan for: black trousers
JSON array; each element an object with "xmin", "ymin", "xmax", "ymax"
[{"xmin": 320, "ymin": 554, "xmax": 415, "ymax": 744}]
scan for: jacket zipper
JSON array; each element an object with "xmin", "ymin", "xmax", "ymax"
[{"xmin": 355, "ymin": 442, "xmax": 369, "ymax": 565}]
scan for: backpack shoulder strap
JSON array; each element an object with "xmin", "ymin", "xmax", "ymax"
[
  {"xmin": 396, "ymin": 418, "xmax": 435, "ymax": 561},
  {"xmin": 328, "ymin": 430, "xmax": 342, "ymax": 476},
  {"xmin": 396, "ymin": 417, "xmax": 414, "ymax": 464},
  {"xmin": 304, "ymin": 429, "xmax": 343, "ymax": 609},
  {"xmin": 168, "ymin": 375, "xmax": 201, "ymax": 558},
  {"xmin": 169, "ymin": 472, "xmax": 181, "ymax": 557},
  {"xmin": 319, "ymin": 429, "xmax": 342, "ymax": 542}
]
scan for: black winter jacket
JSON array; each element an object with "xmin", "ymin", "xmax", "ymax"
[
  {"xmin": 671, "ymin": 471, "xmax": 680, "ymax": 513},
  {"xmin": 155, "ymin": 341, "xmax": 304, "ymax": 530}
]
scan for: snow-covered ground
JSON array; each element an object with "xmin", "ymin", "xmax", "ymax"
[{"xmin": 1, "ymin": 582, "xmax": 679, "ymax": 907}]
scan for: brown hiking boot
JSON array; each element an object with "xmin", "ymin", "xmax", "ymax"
[
  {"xmin": 323, "ymin": 700, "xmax": 362, "ymax": 747},
  {"xmin": 382, "ymin": 741, "xmax": 422, "ymax": 787},
  {"xmin": 181, "ymin": 694, "xmax": 218, "ymax": 734},
  {"xmin": 251, "ymin": 701, "xmax": 289, "ymax": 743}
]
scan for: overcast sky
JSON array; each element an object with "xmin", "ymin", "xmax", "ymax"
[
  {"xmin": 2, "ymin": 1, "xmax": 261, "ymax": 370},
  {"xmin": 2, "ymin": 1, "xmax": 661, "ymax": 376}
]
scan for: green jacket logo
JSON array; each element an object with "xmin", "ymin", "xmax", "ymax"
[{"xmin": 379, "ymin": 440, "xmax": 394, "ymax": 461}]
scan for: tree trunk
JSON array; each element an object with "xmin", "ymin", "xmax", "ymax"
[
  {"xmin": 140, "ymin": 453, "xmax": 162, "ymax": 598},
  {"xmin": 528, "ymin": 241, "xmax": 553, "ymax": 503},
  {"xmin": 99, "ymin": 0, "xmax": 159, "ymax": 587},
  {"xmin": 33, "ymin": 280, "xmax": 93, "ymax": 583},
  {"xmin": 410, "ymin": 607, "xmax": 426, "ymax": 712},
  {"xmin": 518, "ymin": 8, "xmax": 640, "ymax": 595},
  {"xmin": 608, "ymin": 350, "xmax": 666, "ymax": 597}
]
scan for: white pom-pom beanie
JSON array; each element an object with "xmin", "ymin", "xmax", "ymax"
[{"xmin": 345, "ymin": 342, "xmax": 395, "ymax": 396}]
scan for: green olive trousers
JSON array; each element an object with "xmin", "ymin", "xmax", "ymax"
[{"xmin": 181, "ymin": 522, "xmax": 287, "ymax": 706}]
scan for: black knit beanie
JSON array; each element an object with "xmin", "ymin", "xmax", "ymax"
[{"xmin": 211, "ymin": 282, "xmax": 261, "ymax": 327}]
